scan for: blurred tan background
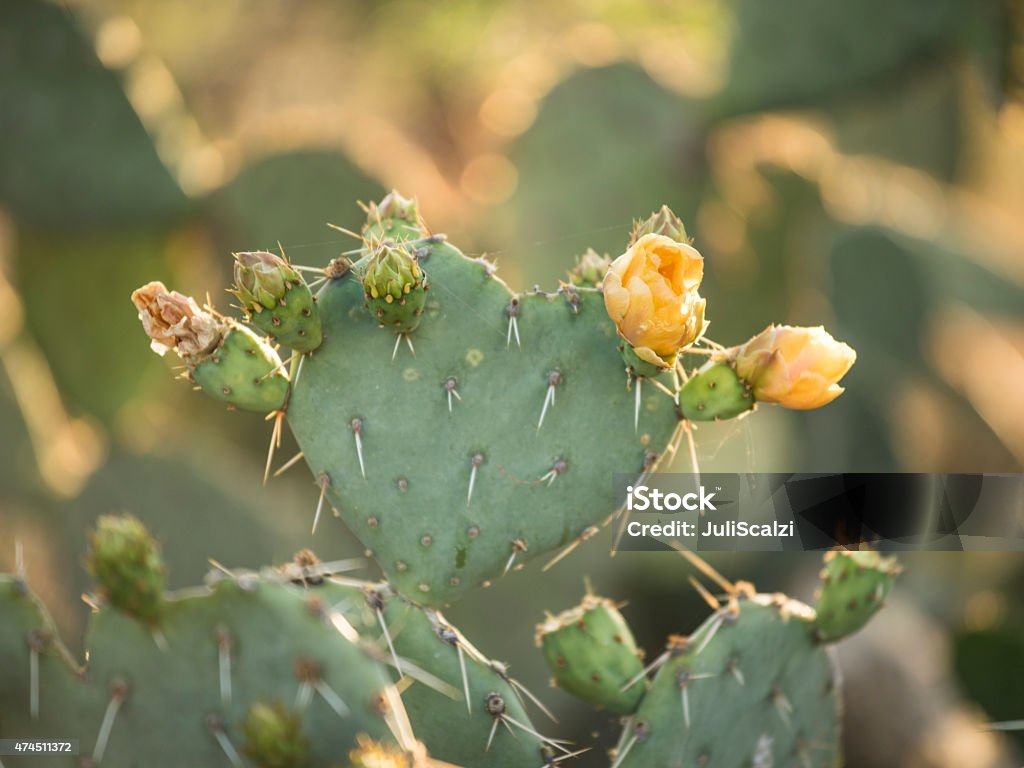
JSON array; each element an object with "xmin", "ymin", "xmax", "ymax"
[{"xmin": 1, "ymin": 0, "xmax": 1023, "ymax": 765}]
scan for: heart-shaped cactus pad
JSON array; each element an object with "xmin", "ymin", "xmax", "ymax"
[{"xmin": 287, "ymin": 236, "xmax": 681, "ymax": 606}]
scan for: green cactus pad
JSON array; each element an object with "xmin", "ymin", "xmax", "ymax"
[
  {"xmin": 567, "ymin": 248, "xmax": 612, "ymax": 288},
  {"xmin": 324, "ymin": 582, "xmax": 550, "ymax": 768},
  {"xmin": 616, "ymin": 594, "xmax": 841, "ymax": 768},
  {"xmin": 0, "ymin": 573, "xmax": 400, "ymax": 767},
  {"xmin": 286, "ymin": 236, "xmax": 681, "ymax": 606},
  {"xmin": 536, "ymin": 594, "xmax": 645, "ymax": 715},
  {"xmin": 676, "ymin": 361, "xmax": 755, "ymax": 421},
  {"xmin": 814, "ymin": 550, "xmax": 900, "ymax": 643},
  {"xmin": 87, "ymin": 514, "xmax": 166, "ymax": 625},
  {"xmin": 192, "ymin": 321, "xmax": 290, "ymax": 412}
]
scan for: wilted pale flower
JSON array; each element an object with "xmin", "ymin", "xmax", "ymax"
[
  {"xmin": 733, "ymin": 325, "xmax": 856, "ymax": 410},
  {"xmin": 131, "ymin": 281, "xmax": 222, "ymax": 364},
  {"xmin": 602, "ymin": 233, "xmax": 707, "ymax": 368}
]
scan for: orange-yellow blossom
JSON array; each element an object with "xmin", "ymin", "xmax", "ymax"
[
  {"xmin": 733, "ymin": 325, "xmax": 856, "ymax": 410},
  {"xmin": 602, "ymin": 233, "xmax": 707, "ymax": 368}
]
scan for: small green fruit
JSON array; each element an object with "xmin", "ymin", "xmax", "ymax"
[
  {"xmin": 87, "ymin": 514, "xmax": 165, "ymax": 625},
  {"xmin": 815, "ymin": 550, "xmax": 900, "ymax": 643},
  {"xmin": 536, "ymin": 594, "xmax": 645, "ymax": 715},
  {"xmin": 677, "ymin": 361, "xmax": 754, "ymax": 421},
  {"xmin": 191, "ymin": 321, "xmax": 290, "ymax": 412}
]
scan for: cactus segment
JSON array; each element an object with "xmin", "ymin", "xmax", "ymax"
[
  {"xmin": 287, "ymin": 234, "xmax": 680, "ymax": 606},
  {"xmin": 814, "ymin": 550, "xmax": 900, "ymax": 643},
  {"xmin": 361, "ymin": 241, "xmax": 429, "ymax": 333},
  {"xmin": 191, "ymin": 320, "xmax": 290, "ymax": 412},
  {"xmin": 536, "ymin": 594, "xmax": 645, "ymax": 715},
  {"xmin": 87, "ymin": 514, "xmax": 166, "ymax": 626},
  {"xmin": 0, "ymin": 570, "xmax": 401, "ymax": 767},
  {"xmin": 676, "ymin": 361, "xmax": 754, "ymax": 421},
  {"xmin": 616, "ymin": 594, "xmax": 840, "ymax": 768},
  {"xmin": 233, "ymin": 251, "xmax": 323, "ymax": 352}
]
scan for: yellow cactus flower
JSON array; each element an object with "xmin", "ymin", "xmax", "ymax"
[
  {"xmin": 733, "ymin": 325, "xmax": 856, "ymax": 410},
  {"xmin": 602, "ymin": 233, "xmax": 707, "ymax": 369}
]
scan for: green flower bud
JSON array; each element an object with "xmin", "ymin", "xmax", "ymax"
[
  {"xmin": 87, "ymin": 514, "xmax": 165, "ymax": 625},
  {"xmin": 567, "ymin": 248, "xmax": 612, "ymax": 288},
  {"xmin": 241, "ymin": 701, "xmax": 310, "ymax": 768},
  {"xmin": 362, "ymin": 241, "xmax": 428, "ymax": 333},
  {"xmin": 232, "ymin": 251, "xmax": 302, "ymax": 313},
  {"xmin": 232, "ymin": 251, "xmax": 323, "ymax": 352},
  {"xmin": 628, "ymin": 204, "xmax": 690, "ymax": 245},
  {"xmin": 362, "ymin": 190, "xmax": 426, "ymax": 243}
]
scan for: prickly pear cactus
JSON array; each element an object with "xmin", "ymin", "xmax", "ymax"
[
  {"xmin": 130, "ymin": 192, "xmax": 857, "ymax": 609},
  {"xmin": 0, "ymin": 520, "xmax": 410, "ymax": 767}
]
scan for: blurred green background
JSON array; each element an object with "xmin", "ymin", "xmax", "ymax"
[{"xmin": 1, "ymin": 0, "xmax": 1023, "ymax": 765}]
